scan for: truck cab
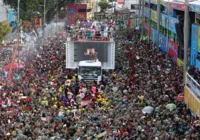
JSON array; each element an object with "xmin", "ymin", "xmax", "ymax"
[{"xmin": 78, "ymin": 60, "xmax": 102, "ymax": 84}]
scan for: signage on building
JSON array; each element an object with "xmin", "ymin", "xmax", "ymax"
[
  {"xmin": 150, "ymin": 10, "xmax": 157, "ymax": 23},
  {"xmin": 190, "ymin": 4, "xmax": 200, "ymax": 14},
  {"xmin": 66, "ymin": 4, "xmax": 87, "ymax": 25},
  {"xmin": 168, "ymin": 39, "xmax": 178, "ymax": 61},
  {"xmin": 161, "ymin": 14, "xmax": 168, "ymax": 28},
  {"xmin": 190, "ymin": 24, "xmax": 199, "ymax": 65},
  {"xmin": 94, "ymin": 12, "xmax": 135, "ymax": 20},
  {"xmin": 144, "ymin": 7, "xmax": 150, "ymax": 18},
  {"xmin": 168, "ymin": 16, "xmax": 179, "ymax": 33},
  {"xmin": 159, "ymin": 33, "xmax": 167, "ymax": 53},
  {"xmin": 152, "ymin": 28, "xmax": 158, "ymax": 44},
  {"xmin": 169, "ymin": 2, "xmax": 185, "ymax": 11}
]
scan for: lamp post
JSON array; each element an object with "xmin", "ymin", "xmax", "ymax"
[
  {"xmin": 141, "ymin": 0, "xmax": 144, "ymax": 36},
  {"xmin": 156, "ymin": 0, "xmax": 161, "ymax": 52},
  {"xmin": 44, "ymin": 0, "xmax": 46, "ymax": 36},
  {"xmin": 17, "ymin": 0, "xmax": 20, "ymax": 73},
  {"xmin": 56, "ymin": 0, "xmax": 58, "ymax": 34},
  {"xmin": 184, "ymin": 0, "xmax": 190, "ymax": 84},
  {"xmin": 166, "ymin": 0, "xmax": 170, "ymax": 68},
  {"xmin": 148, "ymin": 0, "xmax": 150, "ymax": 47}
]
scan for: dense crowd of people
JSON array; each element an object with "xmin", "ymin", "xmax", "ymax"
[
  {"xmin": 188, "ymin": 66, "xmax": 200, "ymax": 84},
  {"xmin": 0, "ymin": 21, "xmax": 200, "ymax": 139},
  {"xmin": 66, "ymin": 20, "xmax": 115, "ymax": 41}
]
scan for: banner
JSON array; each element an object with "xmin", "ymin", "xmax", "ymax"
[
  {"xmin": 67, "ymin": 4, "xmax": 87, "ymax": 25},
  {"xmin": 190, "ymin": 24, "xmax": 198, "ymax": 65},
  {"xmin": 168, "ymin": 39, "xmax": 178, "ymax": 61},
  {"xmin": 159, "ymin": 33, "xmax": 167, "ymax": 53},
  {"xmin": 198, "ymin": 26, "xmax": 200, "ymax": 52},
  {"xmin": 161, "ymin": 14, "xmax": 168, "ymax": 28},
  {"xmin": 168, "ymin": 16, "xmax": 179, "ymax": 33},
  {"xmin": 151, "ymin": 10, "xmax": 157, "ymax": 23},
  {"xmin": 81, "ymin": 99, "xmax": 92, "ymax": 107},
  {"xmin": 152, "ymin": 28, "xmax": 157, "ymax": 44},
  {"xmin": 8, "ymin": 10, "xmax": 16, "ymax": 23},
  {"xmin": 190, "ymin": 4, "xmax": 200, "ymax": 14},
  {"xmin": 169, "ymin": 2, "xmax": 185, "ymax": 11},
  {"xmin": 144, "ymin": 7, "xmax": 150, "ymax": 18}
]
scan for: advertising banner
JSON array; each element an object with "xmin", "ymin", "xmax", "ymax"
[
  {"xmin": 152, "ymin": 28, "xmax": 157, "ymax": 44},
  {"xmin": 161, "ymin": 14, "xmax": 168, "ymax": 28},
  {"xmin": 67, "ymin": 4, "xmax": 87, "ymax": 25},
  {"xmin": 169, "ymin": 2, "xmax": 185, "ymax": 11},
  {"xmin": 190, "ymin": 4, "xmax": 200, "ymax": 14},
  {"xmin": 190, "ymin": 24, "xmax": 198, "ymax": 65},
  {"xmin": 159, "ymin": 33, "xmax": 167, "ymax": 53},
  {"xmin": 198, "ymin": 26, "xmax": 200, "ymax": 52},
  {"xmin": 8, "ymin": 10, "xmax": 16, "ymax": 23},
  {"xmin": 144, "ymin": 7, "xmax": 150, "ymax": 18},
  {"xmin": 168, "ymin": 16, "xmax": 179, "ymax": 33},
  {"xmin": 150, "ymin": 10, "xmax": 157, "ymax": 23},
  {"xmin": 168, "ymin": 39, "xmax": 178, "ymax": 61}
]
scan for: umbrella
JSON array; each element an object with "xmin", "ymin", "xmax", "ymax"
[
  {"xmin": 4, "ymin": 63, "xmax": 24, "ymax": 69},
  {"xmin": 166, "ymin": 103, "xmax": 176, "ymax": 111},
  {"xmin": 142, "ymin": 106, "xmax": 154, "ymax": 114}
]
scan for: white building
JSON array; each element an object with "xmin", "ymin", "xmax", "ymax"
[
  {"xmin": 123, "ymin": 0, "xmax": 140, "ymax": 12},
  {"xmin": 0, "ymin": 0, "xmax": 8, "ymax": 21}
]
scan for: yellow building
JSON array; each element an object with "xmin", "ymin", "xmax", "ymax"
[
  {"xmin": 81, "ymin": 0, "xmax": 98, "ymax": 20},
  {"xmin": 184, "ymin": 73, "xmax": 200, "ymax": 118}
]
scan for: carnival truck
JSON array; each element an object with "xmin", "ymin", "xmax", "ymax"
[{"xmin": 65, "ymin": 38, "xmax": 115, "ymax": 84}]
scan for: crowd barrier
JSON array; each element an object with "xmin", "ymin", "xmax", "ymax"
[
  {"xmin": 186, "ymin": 73, "xmax": 200, "ymax": 101},
  {"xmin": 68, "ymin": 31, "xmax": 114, "ymax": 42}
]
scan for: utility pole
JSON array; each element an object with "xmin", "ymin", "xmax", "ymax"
[
  {"xmin": 44, "ymin": 0, "xmax": 46, "ymax": 34},
  {"xmin": 156, "ymin": 0, "xmax": 161, "ymax": 52},
  {"xmin": 184, "ymin": 0, "xmax": 190, "ymax": 84},
  {"xmin": 166, "ymin": 0, "xmax": 170, "ymax": 68},
  {"xmin": 141, "ymin": 0, "xmax": 144, "ymax": 36},
  {"xmin": 56, "ymin": 0, "xmax": 58, "ymax": 34},
  {"xmin": 138, "ymin": 0, "xmax": 141, "ymax": 31},
  {"xmin": 147, "ymin": 0, "xmax": 151, "ymax": 48},
  {"xmin": 17, "ymin": 0, "xmax": 20, "ymax": 73}
]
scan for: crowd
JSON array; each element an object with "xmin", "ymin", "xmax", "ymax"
[
  {"xmin": 66, "ymin": 20, "xmax": 115, "ymax": 41},
  {"xmin": 0, "ymin": 21, "xmax": 200, "ymax": 139},
  {"xmin": 188, "ymin": 66, "xmax": 200, "ymax": 84}
]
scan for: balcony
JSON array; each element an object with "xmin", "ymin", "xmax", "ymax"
[{"xmin": 186, "ymin": 73, "xmax": 200, "ymax": 100}]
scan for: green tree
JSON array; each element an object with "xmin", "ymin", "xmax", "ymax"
[
  {"xmin": 98, "ymin": 0, "xmax": 109, "ymax": 12},
  {"xmin": 0, "ymin": 22, "xmax": 12, "ymax": 43},
  {"xmin": 3, "ymin": 0, "xmax": 72, "ymax": 22}
]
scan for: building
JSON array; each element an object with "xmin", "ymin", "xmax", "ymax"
[
  {"xmin": 143, "ymin": 0, "xmax": 200, "ymax": 117},
  {"xmin": 0, "ymin": 0, "xmax": 8, "ymax": 21}
]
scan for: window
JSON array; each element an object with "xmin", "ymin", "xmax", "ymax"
[
  {"xmin": 131, "ymin": 4, "xmax": 139, "ymax": 9},
  {"xmin": 78, "ymin": 9, "xmax": 87, "ymax": 12}
]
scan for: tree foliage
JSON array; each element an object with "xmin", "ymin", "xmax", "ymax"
[
  {"xmin": 0, "ymin": 22, "xmax": 12, "ymax": 43},
  {"xmin": 3, "ymin": 0, "xmax": 72, "ymax": 22},
  {"xmin": 98, "ymin": 0, "xmax": 109, "ymax": 12}
]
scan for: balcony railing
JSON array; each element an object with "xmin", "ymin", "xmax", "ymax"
[
  {"xmin": 68, "ymin": 31, "xmax": 114, "ymax": 42},
  {"xmin": 186, "ymin": 73, "xmax": 200, "ymax": 100}
]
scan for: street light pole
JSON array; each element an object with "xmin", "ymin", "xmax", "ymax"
[
  {"xmin": 44, "ymin": 0, "xmax": 46, "ymax": 30},
  {"xmin": 17, "ymin": 0, "xmax": 20, "ymax": 73},
  {"xmin": 56, "ymin": 0, "xmax": 58, "ymax": 34},
  {"xmin": 184, "ymin": 0, "xmax": 190, "ymax": 84},
  {"xmin": 156, "ymin": 0, "xmax": 161, "ymax": 52},
  {"xmin": 141, "ymin": 0, "xmax": 144, "ymax": 36},
  {"xmin": 166, "ymin": 0, "xmax": 170, "ymax": 68}
]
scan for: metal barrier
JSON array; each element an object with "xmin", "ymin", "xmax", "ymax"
[
  {"xmin": 68, "ymin": 31, "xmax": 114, "ymax": 42},
  {"xmin": 186, "ymin": 73, "xmax": 200, "ymax": 100}
]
